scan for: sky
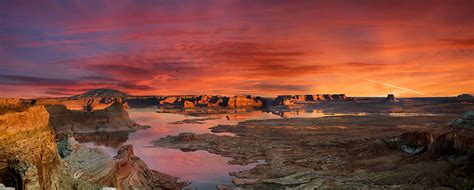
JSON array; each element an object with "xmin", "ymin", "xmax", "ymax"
[{"xmin": 0, "ymin": 0, "xmax": 473, "ymax": 98}]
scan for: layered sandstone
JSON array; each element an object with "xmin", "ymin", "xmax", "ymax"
[
  {"xmin": 58, "ymin": 135, "xmax": 187, "ymax": 189},
  {"xmin": 46, "ymin": 100, "xmax": 149, "ymax": 134},
  {"xmin": 0, "ymin": 98, "xmax": 36, "ymax": 115},
  {"xmin": 0, "ymin": 105, "xmax": 98, "ymax": 189},
  {"xmin": 1, "ymin": 101, "xmax": 184, "ymax": 189}
]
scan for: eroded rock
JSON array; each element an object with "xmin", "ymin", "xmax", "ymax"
[
  {"xmin": 46, "ymin": 101, "xmax": 149, "ymax": 134},
  {"xmin": 399, "ymin": 131, "xmax": 433, "ymax": 154},
  {"xmin": 174, "ymin": 132, "xmax": 202, "ymax": 142},
  {"xmin": 451, "ymin": 110, "xmax": 474, "ymax": 128}
]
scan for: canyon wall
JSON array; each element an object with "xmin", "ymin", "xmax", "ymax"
[
  {"xmin": 46, "ymin": 100, "xmax": 148, "ymax": 134},
  {"xmin": 0, "ymin": 97, "xmax": 182, "ymax": 189},
  {"xmin": 0, "ymin": 105, "xmax": 93, "ymax": 189}
]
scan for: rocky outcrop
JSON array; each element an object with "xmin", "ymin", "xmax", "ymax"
[
  {"xmin": 399, "ymin": 130, "xmax": 474, "ymax": 156},
  {"xmin": 149, "ymin": 95, "xmax": 264, "ymax": 109},
  {"xmin": 0, "ymin": 105, "xmax": 92, "ymax": 190},
  {"xmin": 114, "ymin": 145, "xmax": 187, "ymax": 189},
  {"xmin": 228, "ymin": 95, "xmax": 263, "ymax": 108},
  {"xmin": 183, "ymin": 100, "xmax": 195, "ymax": 108},
  {"xmin": 160, "ymin": 97, "xmax": 179, "ymax": 106},
  {"xmin": 0, "ymin": 98, "xmax": 36, "ymax": 115},
  {"xmin": 274, "ymin": 94, "xmax": 349, "ymax": 106},
  {"xmin": 46, "ymin": 100, "xmax": 149, "ymax": 134},
  {"xmin": 384, "ymin": 94, "xmax": 399, "ymax": 103},
  {"xmin": 0, "ymin": 98, "xmax": 36, "ymax": 108},
  {"xmin": 174, "ymin": 132, "xmax": 202, "ymax": 142},
  {"xmin": 451, "ymin": 110, "xmax": 474, "ymax": 128},
  {"xmin": 59, "ymin": 135, "xmax": 187, "ymax": 189},
  {"xmin": 431, "ymin": 132, "xmax": 474, "ymax": 155},
  {"xmin": 0, "ymin": 97, "xmax": 183, "ymax": 190},
  {"xmin": 399, "ymin": 131, "xmax": 433, "ymax": 154},
  {"xmin": 0, "ymin": 105, "xmax": 50, "ymax": 134},
  {"xmin": 457, "ymin": 94, "xmax": 473, "ymax": 99}
]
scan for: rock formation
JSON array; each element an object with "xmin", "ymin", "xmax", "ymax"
[
  {"xmin": 399, "ymin": 130, "xmax": 474, "ymax": 156},
  {"xmin": 431, "ymin": 132, "xmax": 474, "ymax": 155},
  {"xmin": 174, "ymin": 132, "xmax": 202, "ymax": 142},
  {"xmin": 113, "ymin": 145, "xmax": 187, "ymax": 189},
  {"xmin": 457, "ymin": 94, "xmax": 473, "ymax": 99},
  {"xmin": 274, "ymin": 94, "xmax": 349, "ymax": 106},
  {"xmin": 0, "ymin": 105, "xmax": 98, "ymax": 189},
  {"xmin": 451, "ymin": 110, "xmax": 474, "ymax": 128},
  {"xmin": 46, "ymin": 100, "xmax": 149, "ymax": 134},
  {"xmin": 228, "ymin": 95, "xmax": 263, "ymax": 108},
  {"xmin": 58, "ymin": 135, "xmax": 187, "ymax": 189},
  {"xmin": 0, "ymin": 91, "xmax": 186, "ymax": 190},
  {"xmin": 399, "ymin": 131, "xmax": 433, "ymax": 154},
  {"xmin": 146, "ymin": 95, "xmax": 265, "ymax": 109},
  {"xmin": 384, "ymin": 94, "xmax": 399, "ymax": 103},
  {"xmin": 183, "ymin": 100, "xmax": 195, "ymax": 108}
]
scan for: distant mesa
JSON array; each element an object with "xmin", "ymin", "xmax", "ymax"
[
  {"xmin": 384, "ymin": 94, "xmax": 399, "ymax": 103},
  {"xmin": 71, "ymin": 88, "xmax": 129, "ymax": 99},
  {"xmin": 274, "ymin": 94, "xmax": 349, "ymax": 106},
  {"xmin": 457, "ymin": 94, "xmax": 473, "ymax": 99}
]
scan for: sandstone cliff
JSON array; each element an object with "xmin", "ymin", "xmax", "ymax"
[
  {"xmin": 46, "ymin": 100, "xmax": 149, "ymax": 134},
  {"xmin": 0, "ymin": 105, "xmax": 99, "ymax": 189},
  {"xmin": 0, "ymin": 100, "xmax": 184, "ymax": 190}
]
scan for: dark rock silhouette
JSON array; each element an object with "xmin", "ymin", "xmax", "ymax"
[{"xmin": 384, "ymin": 94, "xmax": 399, "ymax": 102}]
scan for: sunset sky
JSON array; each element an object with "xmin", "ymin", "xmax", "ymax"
[{"xmin": 0, "ymin": 0, "xmax": 473, "ymax": 98}]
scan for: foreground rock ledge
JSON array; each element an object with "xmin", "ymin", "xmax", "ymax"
[{"xmin": 0, "ymin": 103, "xmax": 184, "ymax": 190}]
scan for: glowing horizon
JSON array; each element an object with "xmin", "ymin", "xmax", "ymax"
[{"xmin": 1, "ymin": 0, "xmax": 473, "ymax": 98}]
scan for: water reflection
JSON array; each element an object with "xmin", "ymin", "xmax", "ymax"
[
  {"xmin": 74, "ymin": 131, "xmax": 129, "ymax": 148},
  {"xmin": 77, "ymin": 107, "xmax": 450, "ymax": 189},
  {"xmin": 80, "ymin": 108, "xmax": 273, "ymax": 189}
]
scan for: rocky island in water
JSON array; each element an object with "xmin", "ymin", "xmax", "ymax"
[{"xmin": 0, "ymin": 89, "xmax": 473, "ymax": 189}]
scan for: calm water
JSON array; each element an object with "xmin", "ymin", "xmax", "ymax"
[
  {"xmin": 81, "ymin": 108, "xmax": 280, "ymax": 189},
  {"xmin": 79, "ymin": 107, "xmax": 450, "ymax": 189}
]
